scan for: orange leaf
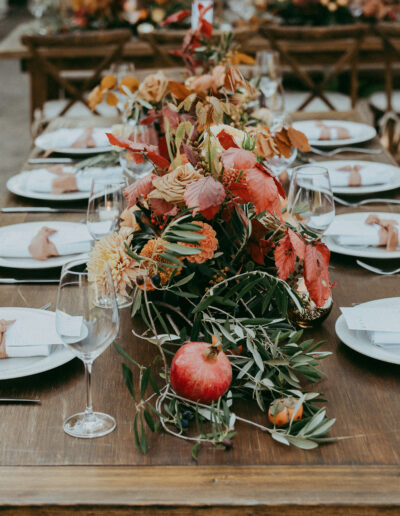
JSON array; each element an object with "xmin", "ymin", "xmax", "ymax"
[
  {"xmin": 100, "ymin": 74, "xmax": 116, "ymax": 90},
  {"xmin": 146, "ymin": 151, "xmax": 170, "ymax": 170},
  {"xmin": 304, "ymin": 243, "xmax": 331, "ymax": 307},
  {"xmin": 106, "ymin": 133, "xmax": 157, "ymax": 153},
  {"xmin": 287, "ymin": 126, "xmax": 310, "ymax": 152},
  {"xmin": 106, "ymin": 91, "xmax": 118, "ymax": 107},
  {"xmin": 231, "ymin": 52, "xmax": 255, "ymax": 65},
  {"xmin": 168, "ymin": 81, "xmax": 191, "ymax": 100},
  {"xmin": 222, "ymin": 148, "xmax": 257, "ymax": 171},
  {"xmin": 184, "ymin": 176, "xmax": 226, "ymax": 219},
  {"xmin": 246, "ymin": 167, "xmax": 282, "ymax": 217},
  {"xmin": 288, "ymin": 229, "xmax": 305, "ymax": 261},
  {"xmin": 274, "ymin": 233, "xmax": 296, "ymax": 280}
]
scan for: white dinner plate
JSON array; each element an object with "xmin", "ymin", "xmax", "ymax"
[
  {"xmin": 0, "ymin": 221, "xmax": 89, "ymax": 269},
  {"xmin": 0, "ymin": 307, "xmax": 74, "ymax": 380},
  {"xmin": 6, "ymin": 166, "xmax": 123, "ymax": 202},
  {"xmin": 316, "ymin": 160, "xmax": 400, "ymax": 195},
  {"xmin": 35, "ymin": 128, "xmax": 113, "ymax": 155},
  {"xmin": 324, "ymin": 212, "xmax": 400, "ymax": 259},
  {"xmin": 293, "ymin": 120, "xmax": 377, "ymax": 148},
  {"xmin": 336, "ymin": 297, "xmax": 400, "ymax": 365}
]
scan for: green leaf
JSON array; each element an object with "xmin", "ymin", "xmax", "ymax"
[
  {"xmin": 164, "ymin": 242, "xmax": 201, "ymax": 256},
  {"xmin": 143, "ymin": 409, "xmax": 155, "ymax": 432},
  {"xmin": 133, "ymin": 414, "xmax": 142, "ymax": 452},
  {"xmin": 139, "ymin": 414, "xmax": 148, "ymax": 453},
  {"xmin": 192, "ymin": 442, "xmax": 201, "ymax": 462},
  {"xmin": 122, "ymin": 363, "xmax": 136, "ymax": 401},
  {"xmin": 140, "ymin": 367, "xmax": 151, "ymax": 399},
  {"xmin": 114, "ymin": 342, "xmax": 141, "ymax": 369},
  {"xmin": 172, "ymin": 272, "xmax": 195, "ymax": 288}
]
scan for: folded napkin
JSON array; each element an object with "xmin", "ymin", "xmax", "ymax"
[
  {"xmin": 24, "ymin": 166, "xmax": 124, "ymax": 194},
  {"xmin": 303, "ymin": 122, "xmax": 352, "ymax": 141},
  {"xmin": 44, "ymin": 128, "xmax": 110, "ymax": 149},
  {"xmin": 340, "ymin": 303, "xmax": 400, "ymax": 349},
  {"xmin": 0, "ymin": 312, "xmax": 63, "ymax": 358},
  {"xmin": 325, "ymin": 214, "xmax": 399, "ymax": 251},
  {"xmin": 0, "ymin": 224, "xmax": 92, "ymax": 260},
  {"xmin": 329, "ymin": 164, "xmax": 392, "ymax": 187}
]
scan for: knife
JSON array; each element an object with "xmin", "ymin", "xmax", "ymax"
[
  {"xmin": 0, "ymin": 279, "xmax": 59, "ymax": 284},
  {"xmin": 28, "ymin": 158, "xmax": 73, "ymax": 164},
  {"xmin": 1, "ymin": 207, "xmax": 87, "ymax": 213},
  {"xmin": 0, "ymin": 398, "xmax": 41, "ymax": 404}
]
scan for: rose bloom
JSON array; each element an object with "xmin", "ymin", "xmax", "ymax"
[
  {"xmin": 187, "ymin": 65, "xmax": 226, "ymax": 95},
  {"xmin": 138, "ymin": 71, "xmax": 168, "ymax": 103},
  {"xmin": 148, "ymin": 163, "xmax": 203, "ymax": 204}
]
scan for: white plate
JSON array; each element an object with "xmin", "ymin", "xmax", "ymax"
[
  {"xmin": 35, "ymin": 128, "xmax": 113, "ymax": 155},
  {"xmin": 293, "ymin": 120, "xmax": 377, "ymax": 148},
  {"xmin": 317, "ymin": 160, "xmax": 400, "ymax": 195},
  {"xmin": 0, "ymin": 221, "xmax": 89, "ymax": 269},
  {"xmin": 0, "ymin": 307, "xmax": 74, "ymax": 380},
  {"xmin": 6, "ymin": 166, "xmax": 123, "ymax": 202},
  {"xmin": 336, "ymin": 297, "xmax": 400, "ymax": 365},
  {"xmin": 324, "ymin": 211, "xmax": 400, "ymax": 259}
]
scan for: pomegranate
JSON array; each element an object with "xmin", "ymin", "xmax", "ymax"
[{"xmin": 170, "ymin": 341, "xmax": 232, "ymax": 403}]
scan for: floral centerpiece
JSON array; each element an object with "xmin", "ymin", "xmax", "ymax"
[{"xmin": 88, "ymin": 13, "xmax": 336, "ymax": 457}]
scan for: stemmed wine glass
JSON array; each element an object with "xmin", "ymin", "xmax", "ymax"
[
  {"xmin": 87, "ymin": 179, "xmax": 127, "ymax": 242},
  {"xmin": 119, "ymin": 124, "xmax": 155, "ymax": 180},
  {"xmin": 287, "ymin": 165, "xmax": 335, "ymax": 237},
  {"xmin": 56, "ymin": 258, "xmax": 119, "ymax": 438},
  {"xmin": 266, "ymin": 113, "xmax": 297, "ymax": 178},
  {"xmin": 254, "ymin": 50, "xmax": 286, "ymax": 124}
]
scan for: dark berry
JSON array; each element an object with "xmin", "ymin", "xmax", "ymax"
[
  {"xmin": 151, "ymin": 274, "xmax": 161, "ymax": 288},
  {"xmin": 180, "ymin": 418, "xmax": 189, "ymax": 429},
  {"xmin": 136, "ymin": 276, "xmax": 144, "ymax": 286},
  {"xmin": 182, "ymin": 410, "xmax": 194, "ymax": 421}
]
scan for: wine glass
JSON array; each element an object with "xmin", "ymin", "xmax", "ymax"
[
  {"xmin": 119, "ymin": 124, "xmax": 155, "ymax": 179},
  {"xmin": 56, "ymin": 258, "xmax": 119, "ymax": 438},
  {"xmin": 287, "ymin": 165, "xmax": 335, "ymax": 237},
  {"xmin": 254, "ymin": 50, "xmax": 286, "ymax": 122},
  {"xmin": 87, "ymin": 179, "xmax": 127, "ymax": 242},
  {"xmin": 266, "ymin": 113, "xmax": 297, "ymax": 178}
]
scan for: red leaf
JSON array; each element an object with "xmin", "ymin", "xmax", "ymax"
[
  {"xmin": 140, "ymin": 112, "xmax": 157, "ymax": 125},
  {"xmin": 106, "ymin": 133, "xmax": 157, "ymax": 153},
  {"xmin": 150, "ymin": 198, "xmax": 178, "ymax": 217},
  {"xmin": 123, "ymin": 174, "xmax": 155, "ymax": 208},
  {"xmin": 162, "ymin": 105, "xmax": 181, "ymax": 130},
  {"xmin": 248, "ymin": 219, "xmax": 271, "ymax": 265},
  {"xmin": 222, "ymin": 148, "xmax": 257, "ymax": 171},
  {"xmin": 246, "ymin": 167, "xmax": 282, "ymax": 217},
  {"xmin": 146, "ymin": 151, "xmax": 170, "ymax": 170},
  {"xmin": 304, "ymin": 244, "xmax": 331, "ymax": 308},
  {"xmin": 288, "ymin": 229, "xmax": 305, "ymax": 261},
  {"xmin": 184, "ymin": 176, "xmax": 226, "ymax": 219},
  {"xmin": 161, "ymin": 9, "xmax": 191, "ymax": 26},
  {"xmin": 274, "ymin": 234, "xmax": 296, "ymax": 280},
  {"xmin": 200, "ymin": 18, "xmax": 213, "ymax": 38},
  {"xmin": 256, "ymin": 162, "xmax": 286, "ymax": 199},
  {"xmin": 217, "ymin": 129, "xmax": 239, "ymax": 150}
]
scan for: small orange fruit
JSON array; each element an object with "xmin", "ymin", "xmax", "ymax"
[{"xmin": 268, "ymin": 397, "xmax": 303, "ymax": 427}]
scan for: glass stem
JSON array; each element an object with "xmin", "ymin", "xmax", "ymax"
[{"xmin": 84, "ymin": 361, "xmax": 93, "ymax": 415}]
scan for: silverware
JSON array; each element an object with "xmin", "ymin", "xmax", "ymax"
[
  {"xmin": 28, "ymin": 158, "xmax": 73, "ymax": 165},
  {"xmin": 0, "ymin": 398, "xmax": 41, "ymax": 404},
  {"xmin": 1, "ymin": 207, "xmax": 87, "ymax": 213},
  {"xmin": 39, "ymin": 303, "xmax": 52, "ymax": 310},
  {"xmin": 333, "ymin": 195, "xmax": 400, "ymax": 207},
  {"xmin": 356, "ymin": 260, "xmax": 400, "ymax": 275},
  {"xmin": 309, "ymin": 146, "xmax": 382, "ymax": 157},
  {"xmin": 0, "ymin": 279, "xmax": 59, "ymax": 284}
]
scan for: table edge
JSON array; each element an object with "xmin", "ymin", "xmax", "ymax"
[{"xmin": 0, "ymin": 465, "xmax": 399, "ymax": 509}]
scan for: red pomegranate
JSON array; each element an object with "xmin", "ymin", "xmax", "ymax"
[{"xmin": 170, "ymin": 341, "xmax": 232, "ymax": 403}]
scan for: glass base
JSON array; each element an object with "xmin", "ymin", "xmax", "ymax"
[
  {"xmin": 63, "ymin": 411, "xmax": 116, "ymax": 439},
  {"xmin": 116, "ymin": 294, "xmax": 133, "ymax": 309}
]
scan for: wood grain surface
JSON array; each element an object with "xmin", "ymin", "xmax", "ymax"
[{"xmin": 0, "ymin": 110, "xmax": 398, "ymax": 512}]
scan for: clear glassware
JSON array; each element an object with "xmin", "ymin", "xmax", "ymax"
[
  {"xmin": 119, "ymin": 124, "xmax": 155, "ymax": 180},
  {"xmin": 254, "ymin": 50, "xmax": 286, "ymax": 121},
  {"xmin": 266, "ymin": 114, "xmax": 297, "ymax": 178},
  {"xmin": 56, "ymin": 258, "xmax": 119, "ymax": 438},
  {"xmin": 87, "ymin": 179, "xmax": 127, "ymax": 242},
  {"xmin": 287, "ymin": 165, "xmax": 335, "ymax": 237}
]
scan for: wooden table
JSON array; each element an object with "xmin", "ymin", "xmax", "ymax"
[{"xmin": 0, "ymin": 111, "xmax": 399, "ymax": 514}]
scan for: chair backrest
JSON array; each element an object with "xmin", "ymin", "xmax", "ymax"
[
  {"xmin": 259, "ymin": 24, "xmax": 367, "ymax": 110},
  {"xmin": 21, "ymin": 29, "xmax": 132, "ymax": 118}
]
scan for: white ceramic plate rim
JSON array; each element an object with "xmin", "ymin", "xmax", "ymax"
[
  {"xmin": 335, "ymin": 297, "xmax": 400, "ymax": 365},
  {"xmin": 316, "ymin": 160, "xmax": 400, "ymax": 195},
  {"xmin": 6, "ymin": 173, "xmax": 90, "ymax": 201},
  {"xmin": 324, "ymin": 211, "xmax": 400, "ymax": 259},
  {"xmin": 293, "ymin": 120, "xmax": 377, "ymax": 148},
  {"xmin": 34, "ymin": 129, "xmax": 112, "ymax": 155},
  {"xmin": 0, "ymin": 221, "xmax": 89, "ymax": 269},
  {"xmin": 0, "ymin": 307, "xmax": 74, "ymax": 380}
]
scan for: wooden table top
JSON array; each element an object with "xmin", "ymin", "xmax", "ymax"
[{"xmin": 0, "ymin": 111, "xmax": 399, "ymax": 514}]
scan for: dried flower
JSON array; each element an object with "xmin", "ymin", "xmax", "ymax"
[
  {"xmin": 88, "ymin": 85, "xmax": 104, "ymax": 110},
  {"xmin": 148, "ymin": 163, "xmax": 203, "ymax": 204},
  {"xmin": 137, "ymin": 238, "xmax": 182, "ymax": 290},
  {"xmin": 138, "ymin": 71, "xmax": 168, "ymax": 103},
  {"xmin": 181, "ymin": 222, "xmax": 219, "ymax": 264}
]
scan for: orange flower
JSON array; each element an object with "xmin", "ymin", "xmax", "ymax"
[
  {"xmin": 137, "ymin": 238, "xmax": 182, "ymax": 290},
  {"xmin": 120, "ymin": 76, "xmax": 139, "ymax": 94},
  {"xmin": 182, "ymin": 222, "xmax": 218, "ymax": 264},
  {"xmin": 88, "ymin": 85, "xmax": 105, "ymax": 110},
  {"xmin": 101, "ymin": 74, "xmax": 117, "ymax": 90}
]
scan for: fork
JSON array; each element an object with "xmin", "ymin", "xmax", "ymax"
[
  {"xmin": 333, "ymin": 195, "xmax": 400, "ymax": 207},
  {"xmin": 309, "ymin": 146, "xmax": 382, "ymax": 157},
  {"xmin": 357, "ymin": 260, "xmax": 400, "ymax": 275}
]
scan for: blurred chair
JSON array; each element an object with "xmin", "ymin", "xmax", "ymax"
[
  {"xmin": 259, "ymin": 24, "xmax": 367, "ymax": 111},
  {"xmin": 21, "ymin": 29, "xmax": 132, "ymax": 124}
]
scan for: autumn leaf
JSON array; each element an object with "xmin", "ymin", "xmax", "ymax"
[
  {"xmin": 184, "ymin": 176, "xmax": 226, "ymax": 219},
  {"xmin": 246, "ymin": 167, "xmax": 282, "ymax": 217},
  {"xmin": 162, "ymin": 9, "xmax": 191, "ymax": 26},
  {"xmin": 146, "ymin": 151, "xmax": 170, "ymax": 170},
  {"xmin": 124, "ymin": 174, "xmax": 156, "ymax": 208},
  {"xmin": 304, "ymin": 243, "xmax": 331, "ymax": 307},
  {"xmin": 222, "ymin": 148, "xmax": 257, "ymax": 171},
  {"xmin": 168, "ymin": 81, "xmax": 191, "ymax": 100},
  {"xmin": 274, "ymin": 128, "xmax": 292, "ymax": 158},
  {"xmin": 256, "ymin": 162, "xmax": 286, "ymax": 199},
  {"xmin": 288, "ymin": 228, "xmax": 305, "ymax": 261},
  {"xmin": 274, "ymin": 234, "xmax": 296, "ymax": 280},
  {"xmin": 106, "ymin": 133, "xmax": 157, "ymax": 153},
  {"xmin": 105, "ymin": 91, "xmax": 118, "ymax": 107},
  {"xmin": 150, "ymin": 198, "xmax": 178, "ymax": 217},
  {"xmin": 287, "ymin": 126, "xmax": 310, "ymax": 152},
  {"xmin": 248, "ymin": 219, "xmax": 271, "ymax": 265},
  {"xmin": 231, "ymin": 52, "xmax": 255, "ymax": 65},
  {"xmin": 217, "ymin": 129, "xmax": 239, "ymax": 150}
]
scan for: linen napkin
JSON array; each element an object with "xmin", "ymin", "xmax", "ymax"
[
  {"xmin": 0, "ymin": 311, "xmax": 64, "ymax": 358},
  {"xmin": 0, "ymin": 224, "xmax": 92, "ymax": 260},
  {"xmin": 302, "ymin": 122, "xmax": 353, "ymax": 141},
  {"xmin": 328, "ymin": 164, "xmax": 392, "ymax": 187},
  {"xmin": 24, "ymin": 166, "xmax": 124, "ymax": 194},
  {"xmin": 43, "ymin": 128, "xmax": 110, "ymax": 149},
  {"xmin": 325, "ymin": 214, "xmax": 399, "ymax": 250},
  {"xmin": 340, "ymin": 303, "xmax": 400, "ymax": 349}
]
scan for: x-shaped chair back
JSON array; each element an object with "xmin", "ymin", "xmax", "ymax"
[
  {"xmin": 374, "ymin": 23, "xmax": 400, "ymax": 112},
  {"xmin": 21, "ymin": 29, "xmax": 132, "ymax": 117},
  {"xmin": 259, "ymin": 24, "xmax": 367, "ymax": 111}
]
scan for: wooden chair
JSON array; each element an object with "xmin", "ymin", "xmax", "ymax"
[
  {"xmin": 259, "ymin": 24, "xmax": 367, "ymax": 111},
  {"xmin": 21, "ymin": 29, "xmax": 132, "ymax": 121}
]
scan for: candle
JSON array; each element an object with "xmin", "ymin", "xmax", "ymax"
[
  {"xmin": 98, "ymin": 203, "xmax": 119, "ymax": 222},
  {"xmin": 191, "ymin": 0, "xmax": 213, "ymax": 30}
]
